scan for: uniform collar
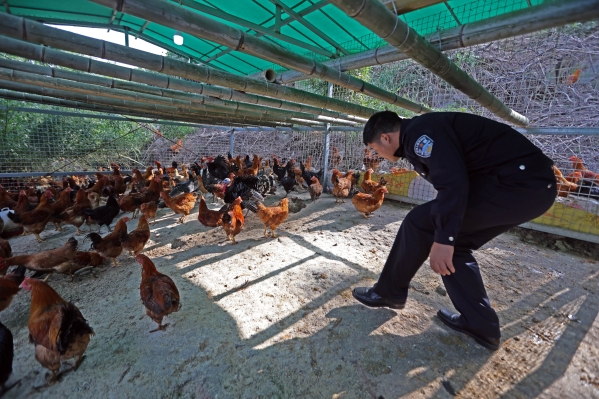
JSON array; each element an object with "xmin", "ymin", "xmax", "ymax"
[{"xmin": 393, "ymin": 117, "xmax": 412, "ymax": 159}]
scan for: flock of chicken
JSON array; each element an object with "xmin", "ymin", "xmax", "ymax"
[
  {"xmin": 0, "ymin": 147, "xmax": 390, "ymax": 392},
  {"xmin": 552, "ymin": 156, "xmax": 599, "ymax": 199}
]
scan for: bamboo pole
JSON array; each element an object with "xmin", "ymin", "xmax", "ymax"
[
  {"xmin": 0, "ymin": 57, "xmax": 357, "ymax": 126},
  {"xmin": 0, "ymin": 80, "xmax": 309, "ymax": 127},
  {"xmin": 0, "ymin": 14, "xmax": 376, "ymax": 119},
  {"xmin": 0, "ymin": 63, "xmax": 354, "ymax": 126},
  {"xmin": 328, "ymin": 0, "xmax": 530, "ymax": 126},
  {"xmin": 269, "ymin": 0, "xmax": 599, "ymax": 84},
  {"xmin": 88, "ymin": 0, "xmax": 430, "ymax": 115},
  {"xmin": 0, "ymin": 37, "xmax": 366, "ymax": 123},
  {"xmin": 0, "ymin": 89, "xmax": 289, "ymax": 128}
]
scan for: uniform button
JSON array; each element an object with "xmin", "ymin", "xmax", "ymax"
[
  {"xmin": 547, "ymin": 184, "xmax": 552, "ymax": 188},
  {"xmin": 448, "ymin": 236, "xmax": 454, "ymax": 242},
  {"xmin": 519, "ymin": 165, "xmax": 525, "ymax": 170}
]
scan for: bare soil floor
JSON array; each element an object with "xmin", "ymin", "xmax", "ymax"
[{"xmin": 2, "ymin": 189, "xmax": 599, "ymax": 399}]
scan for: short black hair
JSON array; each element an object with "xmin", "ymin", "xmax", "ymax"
[{"xmin": 362, "ymin": 110, "xmax": 402, "ymax": 145}]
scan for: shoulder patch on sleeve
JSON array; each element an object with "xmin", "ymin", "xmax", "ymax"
[{"xmin": 414, "ymin": 135, "xmax": 433, "ymax": 158}]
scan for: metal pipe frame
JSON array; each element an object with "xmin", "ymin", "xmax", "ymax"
[
  {"xmin": 88, "ymin": 0, "xmax": 431, "ymax": 115},
  {"xmin": 271, "ymin": 0, "xmax": 599, "ymax": 84},
  {"xmin": 0, "ymin": 13, "xmax": 377, "ymax": 119},
  {"xmin": 328, "ymin": 0, "xmax": 530, "ymax": 127},
  {"xmin": 0, "ymin": 58, "xmax": 358, "ymax": 126}
]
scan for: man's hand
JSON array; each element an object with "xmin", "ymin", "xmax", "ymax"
[{"xmin": 429, "ymin": 242, "xmax": 455, "ymax": 276}]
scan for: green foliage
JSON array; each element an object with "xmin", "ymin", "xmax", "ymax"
[{"xmin": 0, "ymin": 99, "xmax": 195, "ymax": 173}]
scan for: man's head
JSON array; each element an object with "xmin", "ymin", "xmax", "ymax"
[{"xmin": 362, "ymin": 111, "xmax": 403, "ymax": 162}]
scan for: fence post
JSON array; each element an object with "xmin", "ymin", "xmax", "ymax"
[
  {"xmin": 322, "ymin": 82, "xmax": 333, "ymax": 192},
  {"xmin": 229, "ymin": 129, "xmax": 235, "ymax": 155}
]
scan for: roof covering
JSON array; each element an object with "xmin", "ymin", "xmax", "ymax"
[{"xmin": 2, "ymin": 0, "xmax": 543, "ymax": 76}]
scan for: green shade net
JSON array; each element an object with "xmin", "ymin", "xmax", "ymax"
[{"xmin": 3, "ymin": 0, "xmax": 543, "ymax": 75}]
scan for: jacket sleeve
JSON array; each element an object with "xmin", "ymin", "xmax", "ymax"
[{"xmin": 408, "ymin": 121, "xmax": 469, "ymax": 246}]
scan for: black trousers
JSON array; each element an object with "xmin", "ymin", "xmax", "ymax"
[{"xmin": 374, "ymin": 159, "xmax": 557, "ymax": 339}]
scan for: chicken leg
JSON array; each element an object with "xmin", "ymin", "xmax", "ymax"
[
  {"xmin": 34, "ymin": 233, "xmax": 44, "ymax": 242},
  {"xmin": 150, "ymin": 322, "xmax": 169, "ymax": 333}
]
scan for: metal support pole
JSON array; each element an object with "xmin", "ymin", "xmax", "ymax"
[
  {"xmin": 322, "ymin": 82, "xmax": 333, "ymax": 192},
  {"xmin": 124, "ymin": 26, "xmax": 129, "ymax": 47},
  {"xmin": 229, "ymin": 129, "xmax": 235, "ymax": 156}
]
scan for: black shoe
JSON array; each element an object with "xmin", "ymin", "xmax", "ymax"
[
  {"xmin": 437, "ymin": 309, "xmax": 500, "ymax": 351},
  {"xmin": 352, "ymin": 286, "xmax": 405, "ymax": 309}
]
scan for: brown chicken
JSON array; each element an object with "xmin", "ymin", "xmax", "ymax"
[
  {"xmin": 110, "ymin": 165, "xmax": 126, "ymax": 196},
  {"xmin": 0, "ymin": 236, "xmax": 11, "ymax": 258},
  {"xmin": 553, "ymin": 166, "xmax": 582, "ymax": 197},
  {"xmin": 0, "ymin": 266, "xmax": 25, "ymax": 312},
  {"xmin": 50, "ymin": 251, "xmax": 105, "ymax": 281},
  {"xmin": 60, "ymin": 188, "xmax": 93, "ymax": 235},
  {"xmin": 86, "ymin": 176, "xmax": 108, "ymax": 196},
  {"xmin": 363, "ymin": 148, "xmax": 384, "ymax": 171},
  {"xmin": 170, "ymin": 139, "xmax": 183, "ymax": 154},
  {"xmin": 0, "ymin": 184, "xmax": 17, "ymax": 210},
  {"xmin": 120, "ymin": 177, "xmax": 162, "ymax": 218},
  {"xmin": 361, "ymin": 169, "xmax": 387, "ymax": 194},
  {"xmin": 140, "ymin": 201, "xmax": 158, "ymax": 225},
  {"xmin": 256, "ymin": 198, "xmax": 289, "ymax": 238},
  {"xmin": 49, "ymin": 187, "xmax": 73, "ymax": 231},
  {"xmin": 294, "ymin": 168, "xmax": 306, "ymax": 189},
  {"xmin": 569, "ymin": 156, "xmax": 599, "ymax": 184},
  {"xmin": 331, "ymin": 147, "xmax": 342, "ymax": 168},
  {"xmin": 121, "ymin": 215, "xmax": 151, "ymax": 255},
  {"xmin": 304, "ymin": 156, "xmax": 312, "ymax": 172},
  {"xmin": 197, "ymin": 196, "xmax": 225, "ymax": 227},
  {"xmin": 7, "ymin": 191, "xmax": 54, "ymax": 242},
  {"xmin": 308, "ymin": 176, "xmax": 323, "ymax": 202},
  {"xmin": 160, "ymin": 191, "xmax": 198, "ymax": 223},
  {"xmin": 12, "ymin": 190, "xmax": 34, "ymax": 215},
  {"xmin": 222, "ymin": 197, "xmax": 244, "ymax": 244},
  {"xmin": 331, "ymin": 169, "xmax": 353, "ymax": 203},
  {"xmin": 238, "ymin": 154, "xmax": 261, "ymax": 177},
  {"xmin": 136, "ymin": 254, "xmax": 181, "ymax": 332},
  {"xmin": 85, "ymin": 217, "xmax": 129, "ymax": 266},
  {"xmin": 0, "ymin": 237, "xmax": 78, "ymax": 275},
  {"xmin": 352, "ymin": 187, "xmax": 388, "ymax": 218},
  {"xmin": 20, "ymin": 277, "xmax": 94, "ymax": 384}
]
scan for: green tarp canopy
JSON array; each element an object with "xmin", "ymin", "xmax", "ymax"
[{"xmin": 2, "ymin": 0, "xmax": 543, "ymax": 75}]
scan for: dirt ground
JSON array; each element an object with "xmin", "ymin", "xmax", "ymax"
[{"xmin": 2, "ymin": 189, "xmax": 599, "ymax": 399}]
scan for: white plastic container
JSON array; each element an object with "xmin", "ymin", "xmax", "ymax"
[{"xmin": 0, "ymin": 207, "xmax": 19, "ymax": 233}]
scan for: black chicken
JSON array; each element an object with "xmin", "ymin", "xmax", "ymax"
[
  {"xmin": 169, "ymin": 172, "xmax": 196, "ymax": 197},
  {"xmin": 207, "ymin": 155, "xmax": 230, "ymax": 181},
  {"xmin": 281, "ymin": 176, "xmax": 298, "ymax": 197},
  {"xmin": 300, "ymin": 162, "xmax": 324, "ymax": 187},
  {"xmin": 0, "ymin": 321, "xmax": 14, "ymax": 394},
  {"xmin": 82, "ymin": 195, "xmax": 120, "ymax": 232},
  {"xmin": 284, "ymin": 159, "xmax": 296, "ymax": 178},
  {"xmin": 223, "ymin": 176, "xmax": 265, "ymax": 213},
  {"xmin": 272, "ymin": 158, "xmax": 287, "ymax": 182},
  {"xmin": 572, "ymin": 179, "xmax": 599, "ymax": 200},
  {"xmin": 244, "ymin": 155, "xmax": 252, "ymax": 169}
]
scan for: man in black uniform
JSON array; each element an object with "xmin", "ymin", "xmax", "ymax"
[{"xmin": 352, "ymin": 111, "xmax": 556, "ymax": 350}]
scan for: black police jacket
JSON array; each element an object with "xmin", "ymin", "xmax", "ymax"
[{"xmin": 394, "ymin": 112, "xmax": 553, "ymax": 246}]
